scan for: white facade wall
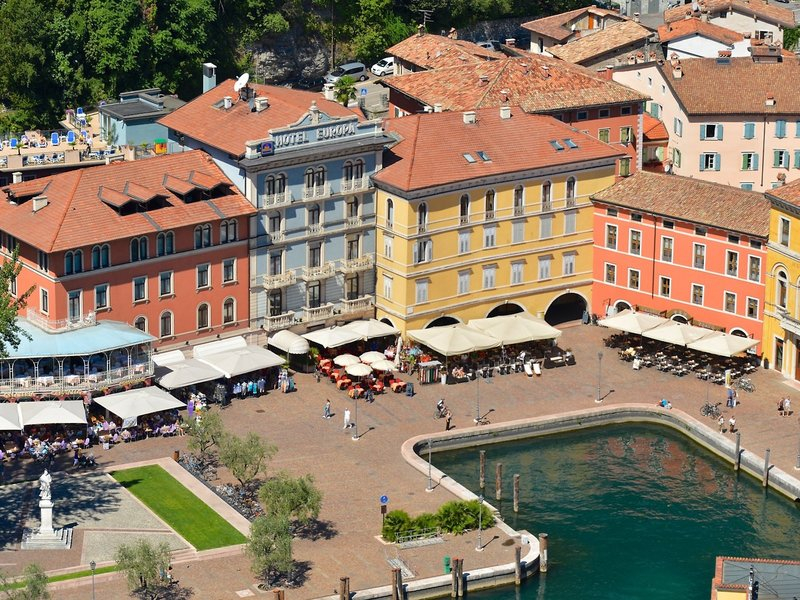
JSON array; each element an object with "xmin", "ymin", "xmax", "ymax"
[{"xmin": 708, "ymin": 13, "xmax": 784, "ymax": 44}]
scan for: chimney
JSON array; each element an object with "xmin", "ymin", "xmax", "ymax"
[
  {"xmin": 255, "ymin": 97, "xmax": 270, "ymax": 112},
  {"xmin": 463, "ymin": 111, "xmax": 477, "ymax": 124},
  {"xmin": 505, "ymin": 38, "xmax": 516, "ymax": 47},
  {"xmin": 448, "ymin": 27, "xmax": 457, "ymax": 39},
  {"xmin": 479, "ymin": 75, "xmax": 489, "ymax": 85},
  {"xmin": 32, "ymin": 195, "xmax": 48, "ymax": 212},
  {"xmin": 701, "ymin": 9, "xmax": 709, "ymax": 22},
  {"xmin": 541, "ymin": 65, "xmax": 550, "ymax": 77},
  {"xmin": 500, "ymin": 106, "xmax": 512, "ymax": 119},
  {"xmin": 423, "ymin": 105, "xmax": 433, "ymax": 113},
  {"xmin": 202, "ymin": 62, "xmax": 217, "ymax": 94},
  {"xmin": 417, "ymin": 24, "xmax": 425, "ymax": 36},
  {"xmin": 765, "ymin": 94, "xmax": 776, "ymax": 106},
  {"xmin": 223, "ymin": 96, "xmax": 232, "ymax": 110},
  {"xmin": 499, "ymin": 89, "xmax": 510, "ymax": 102},
  {"xmin": 633, "ymin": 12, "xmax": 640, "ymax": 22},
  {"xmin": 12, "ymin": 171, "xmax": 22, "ymax": 184},
  {"xmin": 673, "ymin": 64, "xmax": 683, "ymax": 78},
  {"xmin": 433, "ymin": 103, "xmax": 443, "ymax": 113}
]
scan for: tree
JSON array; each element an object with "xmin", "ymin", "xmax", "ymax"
[
  {"xmin": 333, "ymin": 75, "xmax": 356, "ymax": 107},
  {"xmin": 784, "ymin": 27, "xmax": 800, "ymax": 51},
  {"xmin": 114, "ymin": 539, "xmax": 171, "ymax": 600},
  {"xmin": 0, "ymin": 246, "xmax": 35, "ymax": 359},
  {"xmin": 218, "ymin": 432, "xmax": 276, "ymax": 487},
  {"xmin": 246, "ymin": 513, "xmax": 293, "ymax": 585},
  {"xmin": 258, "ymin": 471, "xmax": 322, "ymax": 526},
  {"xmin": 351, "ymin": 0, "xmax": 413, "ymax": 64},
  {"xmin": 0, "ymin": 563, "xmax": 50, "ymax": 600},
  {"xmin": 185, "ymin": 410, "xmax": 224, "ymax": 458}
]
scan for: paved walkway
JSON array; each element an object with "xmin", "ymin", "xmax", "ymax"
[{"xmin": 4, "ymin": 321, "xmax": 800, "ymax": 598}]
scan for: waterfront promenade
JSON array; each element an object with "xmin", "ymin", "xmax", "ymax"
[{"xmin": 4, "ymin": 321, "xmax": 800, "ymax": 598}]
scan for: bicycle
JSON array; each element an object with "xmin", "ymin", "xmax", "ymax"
[
  {"xmin": 700, "ymin": 401, "xmax": 722, "ymax": 419},
  {"xmin": 735, "ymin": 377, "xmax": 755, "ymax": 393}
]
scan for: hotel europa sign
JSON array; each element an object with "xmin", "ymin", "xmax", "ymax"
[{"xmin": 272, "ymin": 121, "xmax": 358, "ymax": 150}]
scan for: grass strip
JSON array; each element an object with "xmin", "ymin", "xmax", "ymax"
[
  {"xmin": 0, "ymin": 566, "xmax": 119, "ymax": 590},
  {"xmin": 111, "ymin": 465, "xmax": 246, "ymax": 550}
]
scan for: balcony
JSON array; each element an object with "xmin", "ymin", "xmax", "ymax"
[
  {"xmin": 459, "ymin": 215, "xmax": 469, "ymax": 225},
  {"xmin": 417, "ymin": 223, "xmax": 427, "ymax": 234},
  {"xmin": 341, "ymin": 176, "xmax": 369, "ymax": 192},
  {"xmin": 485, "ymin": 211, "xmax": 495, "ymax": 221},
  {"xmin": 566, "ymin": 197, "xmax": 577, "ymax": 208},
  {"xmin": 778, "ymin": 308, "xmax": 800, "ymax": 337},
  {"xmin": 300, "ymin": 261, "xmax": 336, "ymax": 281},
  {"xmin": 1, "ymin": 363, "xmax": 153, "ymax": 396},
  {"xmin": 302, "ymin": 303, "xmax": 335, "ymax": 323},
  {"xmin": 302, "ymin": 183, "xmax": 332, "ymax": 200},
  {"xmin": 263, "ymin": 271, "xmax": 296, "ymax": 290},
  {"xmin": 340, "ymin": 255, "xmax": 374, "ymax": 274},
  {"xmin": 541, "ymin": 201, "xmax": 552, "ymax": 212},
  {"xmin": 513, "ymin": 205, "xmax": 524, "ymax": 216},
  {"xmin": 345, "ymin": 216, "xmax": 363, "ymax": 229},
  {"xmin": 308, "ymin": 223, "xmax": 324, "ymax": 236},
  {"xmin": 264, "ymin": 311, "xmax": 295, "ymax": 331},
  {"xmin": 267, "ymin": 231, "xmax": 285, "ymax": 244},
  {"xmin": 263, "ymin": 189, "xmax": 293, "ymax": 207},
  {"xmin": 26, "ymin": 308, "xmax": 96, "ymax": 332},
  {"xmin": 341, "ymin": 295, "xmax": 373, "ymax": 314}
]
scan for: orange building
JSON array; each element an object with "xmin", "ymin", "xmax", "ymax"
[{"xmin": 0, "ymin": 150, "xmax": 256, "ymax": 348}]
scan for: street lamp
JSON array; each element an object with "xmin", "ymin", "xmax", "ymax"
[
  {"xmin": 351, "ymin": 395, "xmax": 359, "ymax": 441},
  {"xmin": 595, "ymin": 351, "xmax": 604, "ymax": 403},
  {"xmin": 90, "ymin": 560, "xmax": 96, "ymax": 600},
  {"xmin": 475, "ymin": 494, "xmax": 484, "ymax": 552},
  {"xmin": 474, "ymin": 370, "xmax": 492, "ymax": 424}
]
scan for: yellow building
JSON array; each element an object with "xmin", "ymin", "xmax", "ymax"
[
  {"xmin": 372, "ymin": 106, "xmax": 625, "ymax": 335},
  {"xmin": 763, "ymin": 180, "xmax": 800, "ymax": 380}
]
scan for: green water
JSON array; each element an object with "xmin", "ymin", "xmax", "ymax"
[{"xmin": 433, "ymin": 424, "xmax": 800, "ymax": 599}]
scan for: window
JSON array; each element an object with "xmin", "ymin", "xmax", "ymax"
[
  {"xmin": 37, "ymin": 251, "xmax": 48, "ymax": 272},
  {"xmin": 159, "ymin": 271, "xmax": 173, "ymax": 296},
  {"xmin": 540, "ymin": 215, "xmax": 553, "ymax": 239},
  {"xmin": 264, "ymin": 174, "xmax": 286, "ymax": 202},
  {"xmin": 346, "ymin": 197, "xmax": 359, "ymax": 219},
  {"xmin": 513, "ymin": 186, "xmax": 524, "ymax": 215},
  {"xmin": 160, "ymin": 311, "xmax": 173, "ymax": 337},
  {"xmin": 576, "ymin": 110, "xmax": 588, "ymax": 120},
  {"xmin": 413, "ymin": 239, "xmax": 432, "ymax": 264},
  {"xmin": 672, "ymin": 148, "xmax": 682, "ymax": 168},
  {"xmin": 726, "ymin": 251, "xmax": 738, "ymax": 277},
  {"xmin": 64, "ymin": 250, "xmax": 82, "ymax": 274},
  {"xmin": 741, "ymin": 152, "xmax": 759, "ymax": 171},
  {"xmin": 701, "ymin": 124, "xmax": 723, "ymax": 140},
  {"xmin": 795, "ymin": 150, "xmax": 800, "ymax": 169},
  {"xmin": 511, "ymin": 262, "xmax": 524, "ymax": 285},
  {"xmin": 346, "ymin": 273, "xmax": 359, "ymax": 303},
  {"xmin": 157, "ymin": 232, "xmax": 175, "ymax": 256},
  {"xmin": 484, "ymin": 190, "xmax": 495, "ymax": 220},
  {"xmin": 741, "ymin": 183, "xmax": 754, "ymax": 191},
  {"xmin": 780, "ymin": 217, "xmax": 790, "ymax": 246},
  {"xmin": 130, "ymin": 237, "xmax": 148, "ymax": 262},
  {"xmin": 673, "ymin": 118, "xmax": 683, "ymax": 137},
  {"xmin": 67, "ymin": 290, "xmax": 81, "ymax": 321},
  {"xmin": 483, "ymin": 265, "xmax": 496, "ymax": 289},
  {"xmin": 458, "ymin": 231, "xmax": 470, "ymax": 254},
  {"xmin": 92, "ymin": 244, "xmax": 110, "ymax": 269},
  {"xmin": 268, "ymin": 213, "xmax": 282, "ymax": 237},
  {"xmin": 607, "ymin": 208, "xmax": 618, "ymax": 217},
  {"xmin": 565, "ymin": 177, "xmax": 576, "ymax": 204},
  {"xmin": 619, "ymin": 158, "xmax": 631, "ymax": 177},
  {"xmin": 268, "ymin": 290, "xmax": 283, "ymax": 316},
  {"xmin": 541, "ymin": 181, "xmax": 552, "ymax": 210},
  {"xmin": 458, "ymin": 270, "xmax": 470, "ymax": 294},
  {"xmin": 774, "ymin": 150, "xmax": 789, "ymax": 168},
  {"xmin": 308, "ymin": 204, "xmax": 321, "ymax": 230},
  {"xmin": 194, "ymin": 224, "xmax": 212, "ymax": 249},
  {"xmin": 598, "ymin": 128, "xmax": 610, "ymax": 143},
  {"xmin": 693, "ymin": 244, "xmax": 706, "ymax": 269},
  {"xmin": 415, "ymin": 279, "xmax": 428, "ymax": 303},
  {"xmin": 483, "ymin": 225, "xmax": 497, "ymax": 248},
  {"xmin": 629, "ymin": 230, "xmax": 642, "ymax": 255},
  {"xmin": 564, "ymin": 210, "xmax": 576, "ymax": 235},
  {"xmin": 700, "ymin": 153, "xmax": 720, "ymax": 171},
  {"xmin": 661, "ymin": 237, "xmax": 673, "ymax": 262},
  {"xmin": 605, "ymin": 263, "xmax": 616, "ymax": 284},
  {"xmin": 308, "ymin": 244, "xmax": 321, "ymax": 268},
  {"xmin": 383, "ymin": 275, "xmax": 393, "ymax": 299},
  {"xmin": 134, "ymin": 316, "xmax": 147, "ymax": 332},
  {"xmin": 796, "ymin": 121, "xmax": 800, "ymax": 138},
  {"xmin": 133, "ymin": 276, "xmax": 147, "ymax": 302},
  {"xmin": 628, "ymin": 269, "xmax": 640, "ymax": 290},
  {"xmin": 196, "ymin": 264, "xmax": 210, "ymax": 289},
  {"xmin": 649, "ymin": 103, "xmax": 660, "ymax": 119},
  {"xmin": 538, "ymin": 256, "xmax": 551, "ymax": 280},
  {"xmin": 386, "ymin": 199, "xmax": 394, "ymax": 229},
  {"xmin": 621, "ymin": 106, "xmax": 632, "ymax": 116},
  {"xmin": 222, "ymin": 258, "xmax": 235, "ymax": 283},
  {"xmin": 663, "ymin": 220, "xmax": 674, "ymax": 229},
  {"xmin": 695, "ymin": 226, "xmax": 707, "ymax": 236},
  {"xmin": 692, "ymin": 284, "xmax": 704, "ymax": 305},
  {"xmin": 9, "ymin": 275, "xmax": 16, "ymax": 297},
  {"xmin": 459, "ymin": 194, "xmax": 470, "ymax": 224},
  {"xmin": 599, "ymin": 108, "xmax": 610, "ymax": 118},
  {"xmin": 417, "ymin": 203, "xmax": 428, "ymax": 232},
  {"xmin": 606, "ymin": 224, "xmax": 618, "ymax": 249},
  {"xmin": 776, "ymin": 119, "xmax": 787, "ymax": 138},
  {"xmin": 307, "ymin": 281, "xmax": 322, "ymax": 308},
  {"xmin": 777, "ymin": 270, "xmax": 788, "ymax": 309},
  {"xmin": 40, "ymin": 288, "xmax": 49, "ymax": 314},
  {"xmin": 223, "ymin": 298, "xmax": 235, "ymax": 324},
  {"xmin": 724, "ymin": 292, "xmax": 736, "ymax": 313},
  {"xmin": 383, "ymin": 233, "xmax": 393, "ymax": 258},
  {"xmin": 197, "ymin": 303, "xmax": 210, "ymax": 329},
  {"xmin": 747, "ymin": 297, "xmax": 759, "ymax": 319},
  {"xmin": 743, "ymin": 122, "xmax": 755, "ymax": 139},
  {"xmin": 748, "ymin": 256, "xmax": 761, "ymax": 282},
  {"xmin": 562, "ymin": 253, "xmax": 575, "ymax": 276},
  {"xmin": 750, "ymin": 240, "xmax": 762, "ymax": 249},
  {"xmin": 346, "ymin": 236, "xmax": 360, "ymax": 261},
  {"xmin": 220, "ymin": 219, "xmax": 237, "ymax": 244},
  {"xmin": 95, "ymin": 284, "xmax": 109, "ymax": 310},
  {"xmin": 660, "ymin": 276, "xmax": 671, "ymax": 297},
  {"xmin": 620, "ymin": 127, "xmax": 632, "ymax": 144}
]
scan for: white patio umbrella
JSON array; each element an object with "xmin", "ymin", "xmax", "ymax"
[
  {"xmin": 359, "ymin": 351, "xmax": 386, "ymax": 364},
  {"xmin": 642, "ymin": 321, "xmax": 715, "ymax": 346},
  {"xmin": 18, "ymin": 400, "xmax": 87, "ymax": 426},
  {"xmin": 341, "ymin": 319, "xmax": 400, "ymax": 340},
  {"xmin": 345, "ymin": 363, "xmax": 373, "ymax": 377},
  {"xmin": 334, "ymin": 354, "xmax": 361, "ymax": 367},
  {"xmin": 597, "ymin": 309, "xmax": 668, "ymax": 335},
  {"xmin": 370, "ymin": 359, "xmax": 395, "ymax": 372},
  {"xmin": 0, "ymin": 404, "xmax": 21, "ymax": 430},
  {"xmin": 467, "ymin": 315, "xmax": 562, "ymax": 345},
  {"xmin": 687, "ymin": 332, "xmax": 759, "ymax": 357},
  {"xmin": 302, "ymin": 327, "xmax": 362, "ymax": 349},
  {"xmin": 93, "ymin": 386, "xmax": 185, "ymax": 420},
  {"xmin": 407, "ymin": 324, "xmax": 501, "ymax": 356}
]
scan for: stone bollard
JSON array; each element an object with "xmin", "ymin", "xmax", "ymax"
[
  {"xmin": 173, "ymin": 449, "xmax": 180, "ymax": 462},
  {"xmin": 539, "ymin": 533, "xmax": 549, "ymax": 573},
  {"xmin": 513, "ymin": 474, "xmax": 520, "ymax": 512},
  {"xmin": 763, "ymin": 448, "xmax": 771, "ymax": 487},
  {"xmin": 495, "ymin": 463, "xmax": 503, "ymax": 501},
  {"xmin": 339, "ymin": 576, "xmax": 349, "ymax": 600},
  {"xmin": 391, "ymin": 568, "xmax": 400, "ymax": 600},
  {"xmin": 515, "ymin": 545, "xmax": 522, "ymax": 585}
]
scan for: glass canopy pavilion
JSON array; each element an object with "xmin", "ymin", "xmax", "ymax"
[{"xmin": 0, "ymin": 318, "xmax": 155, "ymax": 399}]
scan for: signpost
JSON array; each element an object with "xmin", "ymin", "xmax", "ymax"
[{"xmin": 380, "ymin": 495, "xmax": 389, "ymax": 524}]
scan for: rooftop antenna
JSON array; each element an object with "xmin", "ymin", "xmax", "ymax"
[
  {"xmin": 418, "ymin": 9, "xmax": 433, "ymax": 32},
  {"xmin": 234, "ymin": 72, "xmax": 250, "ymax": 101}
]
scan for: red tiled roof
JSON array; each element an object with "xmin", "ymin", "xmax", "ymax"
[
  {"xmin": 387, "ymin": 33, "xmax": 504, "ymax": 70},
  {"xmin": 766, "ymin": 177, "xmax": 800, "ymax": 208},
  {"xmin": 373, "ymin": 107, "xmax": 624, "ymax": 193},
  {"xmin": 657, "ymin": 17, "xmax": 743, "ymax": 44},
  {"xmin": 0, "ymin": 150, "xmax": 256, "ymax": 252},
  {"xmin": 521, "ymin": 6, "xmax": 625, "ymax": 41},
  {"xmin": 158, "ymin": 80, "xmax": 360, "ymax": 157},
  {"xmin": 549, "ymin": 20, "xmax": 653, "ymax": 64},
  {"xmin": 383, "ymin": 56, "xmax": 648, "ymax": 113},
  {"xmin": 592, "ymin": 171, "xmax": 769, "ymax": 237},
  {"xmin": 642, "ymin": 113, "xmax": 669, "ymax": 141},
  {"xmin": 664, "ymin": 0, "xmax": 795, "ymax": 28}
]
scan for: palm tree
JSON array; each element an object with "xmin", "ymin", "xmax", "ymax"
[{"xmin": 334, "ymin": 75, "xmax": 357, "ymax": 107}]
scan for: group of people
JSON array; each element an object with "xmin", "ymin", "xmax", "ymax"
[
  {"xmin": 778, "ymin": 397, "xmax": 793, "ymax": 417},
  {"xmin": 718, "ymin": 414, "xmax": 736, "ymax": 434}
]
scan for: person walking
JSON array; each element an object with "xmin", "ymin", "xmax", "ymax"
[
  {"xmin": 726, "ymin": 387, "xmax": 734, "ymax": 408},
  {"xmin": 784, "ymin": 397, "xmax": 792, "ymax": 416},
  {"xmin": 343, "ymin": 407, "xmax": 351, "ymax": 429},
  {"xmin": 718, "ymin": 415, "xmax": 725, "ymax": 433},
  {"xmin": 728, "ymin": 415, "xmax": 736, "ymax": 433},
  {"xmin": 444, "ymin": 410, "xmax": 452, "ymax": 431},
  {"xmin": 323, "ymin": 399, "xmax": 331, "ymax": 419},
  {"xmin": 778, "ymin": 397, "xmax": 786, "ymax": 417}
]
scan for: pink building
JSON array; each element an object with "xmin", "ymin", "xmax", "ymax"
[{"xmin": 591, "ymin": 172, "xmax": 769, "ymax": 344}]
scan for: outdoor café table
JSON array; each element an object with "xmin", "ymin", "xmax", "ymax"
[
  {"xmin": 15, "ymin": 376, "xmax": 31, "ymax": 388},
  {"xmin": 64, "ymin": 375, "xmax": 81, "ymax": 385},
  {"xmin": 36, "ymin": 375, "xmax": 55, "ymax": 386}
]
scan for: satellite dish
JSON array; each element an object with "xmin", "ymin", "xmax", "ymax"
[{"xmin": 234, "ymin": 73, "xmax": 250, "ymax": 93}]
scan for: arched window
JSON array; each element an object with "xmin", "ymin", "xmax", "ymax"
[
  {"xmin": 223, "ymin": 298, "xmax": 235, "ymax": 324},
  {"xmin": 130, "ymin": 240, "xmax": 139, "ymax": 263},
  {"xmin": 194, "ymin": 224, "xmax": 211, "ymax": 249},
  {"xmin": 315, "ymin": 167, "xmax": 326, "ymax": 187},
  {"xmin": 159, "ymin": 311, "xmax": 173, "ymax": 337},
  {"xmin": 197, "ymin": 303, "xmax": 210, "ymax": 330},
  {"xmin": 91, "ymin": 246, "xmax": 101, "ymax": 270},
  {"xmin": 777, "ymin": 270, "xmax": 789, "ymax": 309},
  {"xmin": 418, "ymin": 203, "xmax": 428, "ymax": 232},
  {"xmin": 220, "ymin": 219, "xmax": 237, "ymax": 244},
  {"xmin": 485, "ymin": 190, "xmax": 495, "ymax": 219},
  {"xmin": 541, "ymin": 181, "xmax": 552, "ymax": 209},
  {"xmin": 101, "ymin": 244, "xmax": 110, "ymax": 268},
  {"xmin": 513, "ymin": 186, "xmax": 524, "ymax": 215},
  {"xmin": 157, "ymin": 231, "xmax": 175, "ymax": 256},
  {"xmin": 566, "ymin": 177, "xmax": 576, "ymax": 202},
  {"xmin": 386, "ymin": 198, "xmax": 394, "ymax": 228},
  {"xmin": 73, "ymin": 250, "xmax": 83, "ymax": 273},
  {"xmin": 304, "ymin": 168, "xmax": 315, "ymax": 190},
  {"xmin": 343, "ymin": 161, "xmax": 354, "ymax": 181},
  {"xmin": 137, "ymin": 237, "xmax": 148, "ymax": 260},
  {"xmin": 353, "ymin": 159, "xmax": 364, "ymax": 180},
  {"xmin": 65, "ymin": 251, "xmax": 74, "ymax": 275},
  {"xmin": 265, "ymin": 174, "xmax": 286, "ymax": 197},
  {"xmin": 460, "ymin": 194, "xmax": 470, "ymax": 224},
  {"xmin": 134, "ymin": 316, "xmax": 147, "ymax": 332}
]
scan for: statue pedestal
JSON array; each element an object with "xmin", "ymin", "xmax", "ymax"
[{"xmin": 21, "ymin": 499, "xmax": 72, "ymax": 550}]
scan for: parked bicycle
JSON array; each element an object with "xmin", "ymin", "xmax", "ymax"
[
  {"xmin": 735, "ymin": 377, "xmax": 755, "ymax": 393},
  {"xmin": 700, "ymin": 401, "xmax": 722, "ymax": 419}
]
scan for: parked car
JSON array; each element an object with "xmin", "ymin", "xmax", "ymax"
[
  {"xmin": 371, "ymin": 57, "xmax": 394, "ymax": 77},
  {"xmin": 324, "ymin": 62, "xmax": 369, "ymax": 84},
  {"xmin": 476, "ymin": 40, "xmax": 502, "ymax": 51}
]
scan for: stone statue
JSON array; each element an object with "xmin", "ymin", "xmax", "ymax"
[{"xmin": 38, "ymin": 469, "xmax": 52, "ymax": 500}]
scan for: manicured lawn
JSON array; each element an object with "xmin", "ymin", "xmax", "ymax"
[{"xmin": 111, "ymin": 465, "xmax": 247, "ymax": 550}]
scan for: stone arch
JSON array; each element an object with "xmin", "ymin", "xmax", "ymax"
[
  {"xmin": 544, "ymin": 291, "xmax": 588, "ymax": 325},
  {"xmin": 729, "ymin": 328, "xmax": 748, "ymax": 338},
  {"xmin": 614, "ymin": 300, "xmax": 632, "ymax": 313},
  {"xmin": 425, "ymin": 315, "xmax": 461, "ymax": 328},
  {"xmin": 486, "ymin": 303, "xmax": 525, "ymax": 318},
  {"xmin": 380, "ymin": 317, "xmax": 396, "ymax": 328}
]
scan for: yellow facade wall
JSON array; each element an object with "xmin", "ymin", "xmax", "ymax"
[{"xmin": 374, "ymin": 166, "xmax": 617, "ymax": 335}]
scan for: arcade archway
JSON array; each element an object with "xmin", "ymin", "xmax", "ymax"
[{"xmin": 544, "ymin": 293, "xmax": 587, "ymax": 325}]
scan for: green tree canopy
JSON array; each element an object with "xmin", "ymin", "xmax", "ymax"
[
  {"xmin": 246, "ymin": 513, "xmax": 293, "ymax": 584},
  {"xmin": 114, "ymin": 539, "xmax": 171, "ymax": 599},
  {"xmin": 186, "ymin": 410, "xmax": 225, "ymax": 458},
  {"xmin": 218, "ymin": 432, "xmax": 277, "ymax": 487},
  {"xmin": 258, "ymin": 471, "xmax": 322, "ymax": 525},
  {"xmin": 0, "ymin": 247, "xmax": 35, "ymax": 359},
  {"xmin": 1, "ymin": 563, "xmax": 50, "ymax": 600}
]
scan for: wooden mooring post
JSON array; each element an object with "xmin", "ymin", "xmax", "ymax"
[
  {"xmin": 391, "ymin": 568, "xmax": 400, "ymax": 600},
  {"xmin": 495, "ymin": 463, "xmax": 503, "ymax": 501},
  {"xmin": 734, "ymin": 432, "xmax": 741, "ymax": 471},
  {"xmin": 539, "ymin": 533, "xmax": 549, "ymax": 573},
  {"xmin": 763, "ymin": 448, "xmax": 771, "ymax": 487},
  {"xmin": 450, "ymin": 558, "xmax": 459, "ymax": 597},
  {"xmin": 513, "ymin": 473, "xmax": 520, "ymax": 512},
  {"xmin": 272, "ymin": 590, "xmax": 284, "ymax": 600},
  {"xmin": 515, "ymin": 545, "xmax": 522, "ymax": 585},
  {"xmin": 339, "ymin": 576, "xmax": 349, "ymax": 600},
  {"xmin": 479, "ymin": 450, "xmax": 486, "ymax": 490}
]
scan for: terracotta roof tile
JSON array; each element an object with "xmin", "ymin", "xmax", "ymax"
[
  {"xmin": 766, "ymin": 178, "xmax": 800, "ymax": 208},
  {"xmin": 642, "ymin": 113, "xmax": 669, "ymax": 141},
  {"xmin": 660, "ymin": 57, "xmax": 800, "ymax": 114},
  {"xmin": 374, "ymin": 107, "xmax": 625, "ymax": 193},
  {"xmin": 158, "ymin": 80, "xmax": 360, "ymax": 157},
  {"xmin": 521, "ymin": 6, "xmax": 625, "ymax": 41},
  {"xmin": 592, "ymin": 171, "xmax": 769, "ymax": 236},
  {"xmin": 549, "ymin": 20, "xmax": 653, "ymax": 64},
  {"xmin": 0, "ymin": 150, "xmax": 256, "ymax": 252},
  {"xmin": 657, "ymin": 17, "xmax": 743, "ymax": 44},
  {"xmin": 387, "ymin": 34, "xmax": 504, "ymax": 70},
  {"xmin": 664, "ymin": 0, "xmax": 795, "ymax": 28},
  {"xmin": 384, "ymin": 56, "xmax": 648, "ymax": 114}
]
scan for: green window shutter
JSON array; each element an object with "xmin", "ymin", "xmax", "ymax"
[
  {"xmin": 714, "ymin": 153, "xmax": 721, "ymax": 171},
  {"xmin": 741, "ymin": 154, "xmax": 748, "ymax": 170},
  {"xmin": 700, "ymin": 126, "xmax": 706, "ymax": 141},
  {"xmin": 699, "ymin": 154, "xmax": 706, "ymax": 170},
  {"xmin": 774, "ymin": 150, "xmax": 782, "ymax": 167},
  {"xmin": 753, "ymin": 153, "xmax": 759, "ymax": 170},
  {"xmin": 795, "ymin": 150, "xmax": 800, "ymax": 169}
]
